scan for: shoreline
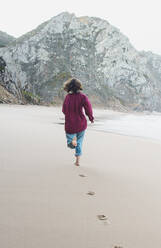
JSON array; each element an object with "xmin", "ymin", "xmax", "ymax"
[
  {"xmin": 89, "ymin": 127, "xmax": 161, "ymax": 145},
  {"xmin": 2, "ymin": 103, "xmax": 161, "ymax": 144},
  {"xmin": 1, "ymin": 103, "xmax": 161, "ymax": 144}
]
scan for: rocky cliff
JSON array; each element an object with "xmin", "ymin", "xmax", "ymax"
[
  {"xmin": 0, "ymin": 84, "xmax": 19, "ymax": 104},
  {"xmin": 0, "ymin": 12, "xmax": 161, "ymax": 111}
]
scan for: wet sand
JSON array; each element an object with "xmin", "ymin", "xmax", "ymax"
[{"xmin": 0, "ymin": 104, "xmax": 161, "ymax": 248}]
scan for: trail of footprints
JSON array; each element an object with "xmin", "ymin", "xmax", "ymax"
[
  {"xmin": 78, "ymin": 173, "xmax": 123, "ymax": 248},
  {"xmin": 79, "ymin": 174, "xmax": 108, "ymax": 221}
]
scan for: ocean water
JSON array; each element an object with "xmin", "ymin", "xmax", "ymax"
[{"xmin": 92, "ymin": 112, "xmax": 161, "ymax": 143}]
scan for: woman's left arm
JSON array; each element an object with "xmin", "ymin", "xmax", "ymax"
[{"xmin": 83, "ymin": 95, "xmax": 94, "ymax": 123}]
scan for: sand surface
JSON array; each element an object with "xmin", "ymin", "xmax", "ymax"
[{"xmin": 0, "ymin": 104, "xmax": 161, "ymax": 248}]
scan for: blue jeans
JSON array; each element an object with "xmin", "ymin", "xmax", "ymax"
[{"xmin": 66, "ymin": 130, "xmax": 85, "ymax": 156}]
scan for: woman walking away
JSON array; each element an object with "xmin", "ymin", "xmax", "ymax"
[{"xmin": 62, "ymin": 78, "xmax": 94, "ymax": 166}]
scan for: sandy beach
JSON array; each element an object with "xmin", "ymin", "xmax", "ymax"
[{"xmin": 0, "ymin": 104, "xmax": 161, "ymax": 248}]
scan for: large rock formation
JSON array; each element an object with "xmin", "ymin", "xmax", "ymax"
[
  {"xmin": 0, "ymin": 56, "xmax": 22, "ymax": 102},
  {"xmin": 0, "ymin": 12, "xmax": 161, "ymax": 111}
]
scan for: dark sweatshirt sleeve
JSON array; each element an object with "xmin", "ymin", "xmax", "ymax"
[{"xmin": 83, "ymin": 95, "xmax": 94, "ymax": 122}]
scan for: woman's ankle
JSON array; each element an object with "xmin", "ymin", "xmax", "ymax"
[{"xmin": 75, "ymin": 156, "xmax": 80, "ymax": 164}]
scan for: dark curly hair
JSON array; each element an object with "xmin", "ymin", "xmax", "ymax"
[{"xmin": 63, "ymin": 78, "xmax": 83, "ymax": 93}]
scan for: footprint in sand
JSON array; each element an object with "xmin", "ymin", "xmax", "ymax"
[
  {"xmin": 97, "ymin": 215, "xmax": 108, "ymax": 221},
  {"xmin": 86, "ymin": 191, "xmax": 95, "ymax": 195},
  {"xmin": 79, "ymin": 174, "xmax": 87, "ymax": 177},
  {"xmin": 114, "ymin": 246, "xmax": 123, "ymax": 248}
]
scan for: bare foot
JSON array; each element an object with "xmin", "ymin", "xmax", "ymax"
[
  {"xmin": 72, "ymin": 136, "xmax": 77, "ymax": 147},
  {"xmin": 75, "ymin": 155, "xmax": 80, "ymax": 166},
  {"xmin": 74, "ymin": 162, "xmax": 80, "ymax": 166}
]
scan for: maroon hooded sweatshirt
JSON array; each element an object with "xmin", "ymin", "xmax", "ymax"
[{"xmin": 62, "ymin": 92, "xmax": 94, "ymax": 134}]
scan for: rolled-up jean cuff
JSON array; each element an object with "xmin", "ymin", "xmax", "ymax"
[{"xmin": 75, "ymin": 153, "xmax": 82, "ymax": 156}]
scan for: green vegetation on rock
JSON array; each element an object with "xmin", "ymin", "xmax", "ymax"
[{"xmin": 22, "ymin": 90, "xmax": 41, "ymax": 104}]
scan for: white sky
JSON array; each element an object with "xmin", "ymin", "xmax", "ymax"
[{"xmin": 0, "ymin": 0, "xmax": 161, "ymax": 55}]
